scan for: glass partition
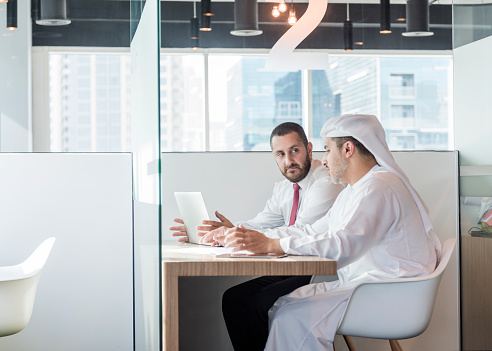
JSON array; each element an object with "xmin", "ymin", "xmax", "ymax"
[
  {"xmin": 130, "ymin": 0, "xmax": 161, "ymax": 350},
  {"xmin": 453, "ymin": 1, "xmax": 492, "ymax": 49},
  {"xmin": 453, "ymin": 1, "xmax": 492, "ymax": 198},
  {"xmin": 453, "ymin": 2, "xmax": 492, "ymax": 349}
]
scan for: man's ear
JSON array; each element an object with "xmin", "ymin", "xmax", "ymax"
[
  {"xmin": 307, "ymin": 142, "xmax": 313, "ymax": 159},
  {"xmin": 344, "ymin": 141, "xmax": 356, "ymax": 158}
]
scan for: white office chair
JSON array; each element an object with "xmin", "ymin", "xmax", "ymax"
[
  {"xmin": 0, "ymin": 237, "xmax": 56, "ymax": 337},
  {"xmin": 336, "ymin": 238, "xmax": 456, "ymax": 351}
]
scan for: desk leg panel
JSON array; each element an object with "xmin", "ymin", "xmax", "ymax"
[{"xmin": 162, "ymin": 263, "xmax": 179, "ymax": 351}]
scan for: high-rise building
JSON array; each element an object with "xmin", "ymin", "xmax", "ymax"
[{"xmin": 49, "ymin": 54, "xmax": 132, "ymax": 152}]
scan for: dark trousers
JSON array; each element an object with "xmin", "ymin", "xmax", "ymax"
[{"xmin": 222, "ymin": 275, "xmax": 312, "ymax": 351}]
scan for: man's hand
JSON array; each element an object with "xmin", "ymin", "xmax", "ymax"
[
  {"xmin": 196, "ymin": 211, "xmax": 234, "ymax": 232},
  {"xmin": 169, "ymin": 218, "xmax": 189, "ymax": 242},
  {"xmin": 199, "ymin": 226, "xmax": 228, "ymax": 246},
  {"xmin": 223, "ymin": 226, "xmax": 284, "ymax": 254}
]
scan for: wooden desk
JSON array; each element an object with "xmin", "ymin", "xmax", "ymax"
[{"xmin": 162, "ymin": 241, "xmax": 337, "ymax": 351}]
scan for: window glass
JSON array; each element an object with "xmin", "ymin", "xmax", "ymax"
[
  {"xmin": 160, "ymin": 54, "xmax": 205, "ymax": 151},
  {"xmin": 208, "ymin": 55, "xmax": 303, "ymax": 151},
  {"xmin": 311, "ymin": 55, "xmax": 452, "ymax": 151},
  {"xmin": 49, "ymin": 52, "xmax": 451, "ymax": 152},
  {"xmin": 49, "ymin": 53, "xmax": 132, "ymax": 152}
]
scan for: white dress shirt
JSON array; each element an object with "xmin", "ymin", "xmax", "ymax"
[{"xmin": 235, "ymin": 159, "xmax": 344, "ymax": 238}]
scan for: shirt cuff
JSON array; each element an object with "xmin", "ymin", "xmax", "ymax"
[{"xmin": 279, "ymin": 237, "xmax": 291, "ymax": 254}]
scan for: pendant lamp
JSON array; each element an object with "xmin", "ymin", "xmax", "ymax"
[
  {"xmin": 344, "ymin": 4, "xmax": 353, "ymax": 52},
  {"xmin": 190, "ymin": 2, "xmax": 199, "ymax": 49},
  {"xmin": 278, "ymin": 2, "xmax": 287, "ymax": 13},
  {"xmin": 380, "ymin": 0, "xmax": 391, "ymax": 34},
  {"xmin": 402, "ymin": 0, "xmax": 433, "ymax": 37},
  {"xmin": 231, "ymin": 0, "xmax": 262, "ymax": 36},
  {"xmin": 200, "ymin": 15, "xmax": 211, "ymax": 31},
  {"xmin": 201, "ymin": 0, "xmax": 214, "ymax": 17},
  {"xmin": 36, "ymin": 0, "xmax": 71, "ymax": 26},
  {"xmin": 6, "ymin": 0, "xmax": 17, "ymax": 30}
]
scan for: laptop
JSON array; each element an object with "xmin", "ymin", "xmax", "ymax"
[{"xmin": 174, "ymin": 192, "xmax": 212, "ymax": 245}]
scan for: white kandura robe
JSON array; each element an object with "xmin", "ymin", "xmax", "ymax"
[{"xmin": 264, "ymin": 165, "xmax": 438, "ymax": 351}]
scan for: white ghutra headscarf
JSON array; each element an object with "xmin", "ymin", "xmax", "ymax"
[{"xmin": 320, "ymin": 114, "xmax": 442, "ymax": 257}]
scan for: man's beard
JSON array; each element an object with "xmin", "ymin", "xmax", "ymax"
[
  {"xmin": 330, "ymin": 153, "xmax": 349, "ymax": 184},
  {"xmin": 282, "ymin": 156, "xmax": 311, "ymax": 183}
]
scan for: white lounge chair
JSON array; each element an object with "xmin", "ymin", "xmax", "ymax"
[{"xmin": 0, "ymin": 237, "xmax": 56, "ymax": 337}]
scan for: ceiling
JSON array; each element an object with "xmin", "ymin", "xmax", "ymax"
[{"xmin": 31, "ymin": 0, "xmax": 455, "ymax": 49}]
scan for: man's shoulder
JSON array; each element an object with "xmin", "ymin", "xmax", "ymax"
[{"xmin": 362, "ymin": 168, "xmax": 407, "ymax": 194}]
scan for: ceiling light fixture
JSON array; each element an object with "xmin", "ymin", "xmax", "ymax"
[
  {"xmin": 402, "ymin": 0, "xmax": 433, "ymax": 37},
  {"xmin": 6, "ymin": 0, "xmax": 17, "ymax": 30},
  {"xmin": 190, "ymin": 1, "xmax": 199, "ymax": 50},
  {"xmin": 231, "ymin": 0, "xmax": 262, "ymax": 36},
  {"xmin": 200, "ymin": 15, "xmax": 211, "ymax": 31},
  {"xmin": 272, "ymin": 5, "xmax": 280, "ymax": 18},
  {"xmin": 278, "ymin": 2, "xmax": 287, "ymax": 13},
  {"xmin": 380, "ymin": 0, "xmax": 391, "ymax": 34},
  {"xmin": 344, "ymin": 3, "xmax": 353, "ymax": 52},
  {"xmin": 36, "ymin": 0, "xmax": 71, "ymax": 26},
  {"xmin": 287, "ymin": 0, "xmax": 296, "ymax": 26},
  {"xmin": 0, "ymin": 0, "xmax": 8, "ymax": 4},
  {"xmin": 201, "ymin": 0, "xmax": 214, "ymax": 17}
]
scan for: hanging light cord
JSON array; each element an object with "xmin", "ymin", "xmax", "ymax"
[
  {"xmin": 346, "ymin": 3, "xmax": 350, "ymax": 21},
  {"xmin": 193, "ymin": 1, "xmax": 196, "ymax": 18}
]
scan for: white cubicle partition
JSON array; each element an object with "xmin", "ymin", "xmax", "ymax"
[
  {"xmin": 162, "ymin": 151, "xmax": 459, "ymax": 351},
  {"xmin": 0, "ymin": 153, "xmax": 133, "ymax": 351}
]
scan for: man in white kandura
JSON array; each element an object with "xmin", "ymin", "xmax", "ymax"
[
  {"xmin": 221, "ymin": 114, "xmax": 441, "ymax": 351},
  {"xmin": 170, "ymin": 122, "xmax": 344, "ymax": 351}
]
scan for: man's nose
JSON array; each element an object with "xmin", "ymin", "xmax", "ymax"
[
  {"xmin": 321, "ymin": 154, "xmax": 327, "ymax": 165},
  {"xmin": 285, "ymin": 154, "xmax": 294, "ymax": 165}
]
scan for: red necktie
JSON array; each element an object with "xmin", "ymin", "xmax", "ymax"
[{"xmin": 289, "ymin": 183, "xmax": 300, "ymax": 226}]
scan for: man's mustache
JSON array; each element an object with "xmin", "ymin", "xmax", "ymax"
[{"xmin": 284, "ymin": 164, "xmax": 301, "ymax": 172}]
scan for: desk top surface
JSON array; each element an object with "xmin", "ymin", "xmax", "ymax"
[{"xmin": 161, "ymin": 241, "xmax": 337, "ymax": 276}]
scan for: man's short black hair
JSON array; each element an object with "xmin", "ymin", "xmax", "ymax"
[
  {"xmin": 332, "ymin": 136, "xmax": 374, "ymax": 159},
  {"xmin": 270, "ymin": 122, "xmax": 308, "ymax": 148}
]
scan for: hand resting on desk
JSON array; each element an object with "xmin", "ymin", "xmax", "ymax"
[
  {"xmin": 199, "ymin": 226, "xmax": 228, "ymax": 246},
  {"xmin": 223, "ymin": 225, "xmax": 284, "ymax": 255}
]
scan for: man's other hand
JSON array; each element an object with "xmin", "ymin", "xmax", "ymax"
[
  {"xmin": 170, "ymin": 218, "xmax": 189, "ymax": 242},
  {"xmin": 198, "ymin": 226, "xmax": 227, "ymax": 246},
  {"xmin": 197, "ymin": 211, "xmax": 234, "ymax": 232}
]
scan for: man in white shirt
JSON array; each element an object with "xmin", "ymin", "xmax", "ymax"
[
  {"xmin": 221, "ymin": 114, "xmax": 441, "ymax": 351},
  {"xmin": 170, "ymin": 122, "xmax": 343, "ymax": 351}
]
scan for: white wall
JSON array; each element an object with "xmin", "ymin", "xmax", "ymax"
[
  {"xmin": 161, "ymin": 151, "xmax": 460, "ymax": 351},
  {"xmin": 0, "ymin": 1, "xmax": 32, "ymax": 151},
  {"xmin": 0, "ymin": 153, "xmax": 133, "ymax": 351}
]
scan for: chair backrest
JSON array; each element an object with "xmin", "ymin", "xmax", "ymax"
[
  {"xmin": 0, "ymin": 237, "xmax": 56, "ymax": 337},
  {"xmin": 337, "ymin": 238, "xmax": 456, "ymax": 340}
]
